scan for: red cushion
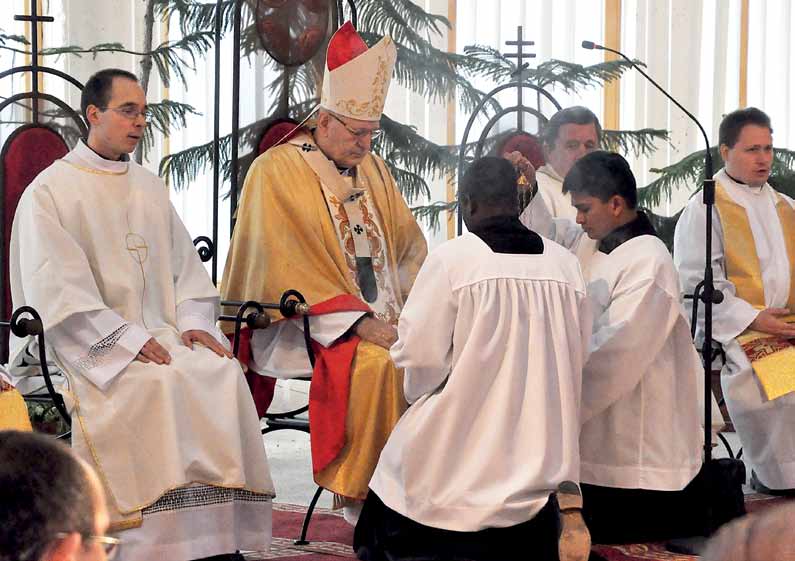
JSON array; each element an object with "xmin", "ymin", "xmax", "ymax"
[
  {"xmin": 1, "ymin": 126, "xmax": 69, "ymax": 320},
  {"xmin": 257, "ymin": 118, "xmax": 302, "ymax": 155},
  {"xmin": 498, "ymin": 132, "xmax": 546, "ymax": 170}
]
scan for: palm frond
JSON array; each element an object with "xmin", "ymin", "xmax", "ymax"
[
  {"xmin": 530, "ymin": 59, "xmax": 637, "ymax": 91},
  {"xmin": 141, "ymin": 100, "xmax": 201, "ymax": 153},
  {"xmin": 603, "ymin": 128, "xmax": 670, "ymax": 158},
  {"xmin": 360, "ymin": 0, "xmax": 450, "ymax": 40},
  {"xmin": 0, "ymin": 29, "xmax": 28, "ymax": 47},
  {"xmin": 640, "ymin": 147, "xmax": 718, "ymax": 207},
  {"xmin": 411, "ymin": 200, "xmax": 457, "ymax": 230},
  {"xmin": 383, "ymin": 162, "xmax": 431, "ymax": 203},
  {"xmin": 154, "ymin": 0, "xmax": 239, "ymax": 35}
]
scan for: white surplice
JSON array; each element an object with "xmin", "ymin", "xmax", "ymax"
[
  {"xmin": 369, "ymin": 232, "xmax": 591, "ymax": 531},
  {"xmin": 674, "ymin": 168, "xmax": 795, "ymax": 489},
  {"xmin": 531, "ymin": 166, "xmax": 599, "ymax": 276},
  {"xmin": 524, "ymin": 196, "xmax": 707, "ymax": 490},
  {"xmin": 582, "ymin": 235, "xmax": 704, "ymax": 490},
  {"xmin": 9, "ymin": 141, "xmax": 275, "ymax": 560}
]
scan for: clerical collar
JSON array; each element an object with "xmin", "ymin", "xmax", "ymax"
[
  {"xmin": 469, "ymin": 215, "xmax": 544, "ymax": 255},
  {"xmin": 598, "ymin": 210, "xmax": 657, "ymax": 255},
  {"xmin": 337, "ymin": 165, "xmax": 356, "ymax": 177},
  {"xmin": 724, "ymin": 171, "xmax": 747, "ymax": 186},
  {"xmin": 724, "ymin": 169, "xmax": 765, "ymax": 193},
  {"xmin": 74, "ymin": 140, "xmax": 130, "ymax": 174},
  {"xmin": 537, "ymin": 164, "xmax": 564, "ymax": 183}
]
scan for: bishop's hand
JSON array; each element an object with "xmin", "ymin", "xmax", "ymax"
[{"xmin": 353, "ymin": 316, "xmax": 398, "ymax": 350}]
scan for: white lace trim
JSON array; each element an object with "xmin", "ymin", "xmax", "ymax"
[{"xmin": 74, "ymin": 324, "xmax": 131, "ymax": 371}]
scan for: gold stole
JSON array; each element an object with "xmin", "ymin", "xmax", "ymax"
[{"xmin": 715, "ymin": 182, "xmax": 795, "ymax": 400}]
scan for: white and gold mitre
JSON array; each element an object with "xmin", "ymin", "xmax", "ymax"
[{"xmin": 320, "ymin": 21, "xmax": 397, "ymax": 122}]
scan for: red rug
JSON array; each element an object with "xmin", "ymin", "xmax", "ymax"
[{"xmin": 250, "ymin": 495, "xmax": 790, "ymax": 560}]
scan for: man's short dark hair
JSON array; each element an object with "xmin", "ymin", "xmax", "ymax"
[
  {"xmin": 460, "ymin": 156, "xmax": 518, "ymax": 210},
  {"xmin": 0, "ymin": 431, "xmax": 95, "ymax": 561},
  {"xmin": 563, "ymin": 151, "xmax": 637, "ymax": 208},
  {"xmin": 541, "ymin": 106, "xmax": 602, "ymax": 149},
  {"xmin": 718, "ymin": 107, "xmax": 773, "ymax": 148},
  {"xmin": 81, "ymin": 68, "xmax": 139, "ymax": 125}
]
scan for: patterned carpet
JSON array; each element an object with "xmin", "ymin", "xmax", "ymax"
[{"xmin": 245, "ymin": 495, "xmax": 791, "ymax": 560}]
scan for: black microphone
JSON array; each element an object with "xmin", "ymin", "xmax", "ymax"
[{"xmin": 581, "ymin": 40, "xmax": 713, "ymax": 180}]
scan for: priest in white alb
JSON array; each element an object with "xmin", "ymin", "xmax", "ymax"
[
  {"xmin": 675, "ymin": 107, "xmax": 795, "ymax": 495},
  {"xmin": 9, "ymin": 68, "xmax": 274, "ymax": 561},
  {"xmin": 534, "ymin": 106, "xmax": 601, "ymax": 276}
]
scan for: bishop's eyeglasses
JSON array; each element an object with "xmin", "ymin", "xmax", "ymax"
[{"xmin": 328, "ymin": 111, "xmax": 382, "ymax": 140}]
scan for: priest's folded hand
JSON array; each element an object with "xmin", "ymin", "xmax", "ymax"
[
  {"xmin": 353, "ymin": 316, "xmax": 398, "ymax": 350},
  {"xmin": 181, "ymin": 329, "xmax": 234, "ymax": 359},
  {"xmin": 749, "ymin": 308, "xmax": 795, "ymax": 338},
  {"xmin": 136, "ymin": 337, "xmax": 172, "ymax": 365}
]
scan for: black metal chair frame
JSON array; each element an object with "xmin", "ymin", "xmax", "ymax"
[
  {"xmin": 220, "ymin": 290, "xmax": 326, "ymax": 545},
  {"xmin": 6, "ymin": 306, "xmax": 70, "ymax": 439}
]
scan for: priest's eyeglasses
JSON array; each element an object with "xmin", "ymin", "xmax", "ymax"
[
  {"xmin": 328, "ymin": 112, "xmax": 382, "ymax": 140},
  {"xmin": 55, "ymin": 533, "xmax": 122, "ymax": 558},
  {"xmin": 105, "ymin": 105, "xmax": 151, "ymax": 122}
]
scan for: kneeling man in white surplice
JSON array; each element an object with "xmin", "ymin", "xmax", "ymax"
[
  {"xmin": 9, "ymin": 68, "xmax": 274, "ymax": 561},
  {"xmin": 354, "ymin": 157, "xmax": 592, "ymax": 561}
]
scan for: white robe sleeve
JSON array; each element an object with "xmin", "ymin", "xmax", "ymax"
[
  {"xmin": 673, "ymin": 199, "xmax": 760, "ymax": 344},
  {"xmin": 249, "ymin": 311, "xmax": 367, "ymax": 377},
  {"xmin": 520, "ymin": 191, "xmax": 585, "ymax": 250},
  {"xmin": 169, "ymin": 204, "xmax": 223, "ymax": 305},
  {"xmin": 176, "ymin": 297, "xmax": 230, "ymax": 350},
  {"xmin": 46, "ymin": 309, "xmax": 151, "ymax": 390},
  {"xmin": 390, "ymin": 252, "xmax": 457, "ymax": 404},
  {"xmin": 582, "ymin": 278, "xmax": 683, "ymax": 423}
]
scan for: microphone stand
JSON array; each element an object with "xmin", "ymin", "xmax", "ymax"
[{"xmin": 583, "ymin": 41, "xmax": 726, "ymax": 553}]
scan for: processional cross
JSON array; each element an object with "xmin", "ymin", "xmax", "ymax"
[
  {"xmin": 504, "ymin": 26, "xmax": 537, "ymax": 130},
  {"xmin": 15, "ymin": 0, "xmax": 54, "ymax": 123}
]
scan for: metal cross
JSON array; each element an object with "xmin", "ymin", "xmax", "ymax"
[
  {"xmin": 504, "ymin": 26, "xmax": 537, "ymax": 130},
  {"xmin": 14, "ymin": 0, "xmax": 55, "ymax": 123}
]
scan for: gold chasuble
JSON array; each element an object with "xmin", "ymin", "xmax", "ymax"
[
  {"xmin": 221, "ymin": 132, "xmax": 427, "ymax": 500},
  {"xmin": 715, "ymin": 182, "xmax": 795, "ymax": 400}
]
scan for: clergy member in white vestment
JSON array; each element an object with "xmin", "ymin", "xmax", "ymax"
[
  {"xmin": 534, "ymin": 106, "xmax": 601, "ymax": 276},
  {"xmin": 354, "ymin": 157, "xmax": 593, "ymax": 561},
  {"xmin": 522, "ymin": 151, "xmax": 710, "ymax": 543},
  {"xmin": 8, "ymin": 69, "xmax": 275, "ymax": 561},
  {"xmin": 675, "ymin": 108, "xmax": 795, "ymax": 495}
]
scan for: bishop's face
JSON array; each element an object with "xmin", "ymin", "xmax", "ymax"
[
  {"xmin": 315, "ymin": 111, "xmax": 380, "ymax": 168},
  {"xmin": 86, "ymin": 77, "xmax": 147, "ymax": 160},
  {"xmin": 721, "ymin": 124, "xmax": 774, "ymax": 188}
]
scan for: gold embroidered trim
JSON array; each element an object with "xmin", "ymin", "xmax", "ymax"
[
  {"xmin": 61, "ymin": 159, "xmax": 129, "ymax": 176},
  {"xmin": 336, "ymin": 53, "xmax": 390, "ymax": 118}
]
